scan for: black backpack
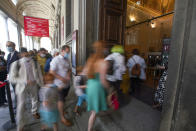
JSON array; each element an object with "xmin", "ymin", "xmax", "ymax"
[{"xmin": 107, "ymin": 59, "xmax": 115, "ymax": 75}]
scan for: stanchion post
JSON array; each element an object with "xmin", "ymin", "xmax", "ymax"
[{"xmin": 5, "ymin": 80, "xmax": 15, "ymax": 123}]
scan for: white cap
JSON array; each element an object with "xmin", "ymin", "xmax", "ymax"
[{"xmin": 51, "ymin": 49, "xmax": 59, "ymax": 56}]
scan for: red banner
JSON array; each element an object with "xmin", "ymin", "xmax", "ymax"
[{"xmin": 24, "ymin": 16, "xmax": 49, "ymax": 37}]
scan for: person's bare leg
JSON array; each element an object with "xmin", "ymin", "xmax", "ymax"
[
  {"xmin": 41, "ymin": 124, "xmax": 47, "ymax": 130},
  {"xmin": 74, "ymin": 105, "xmax": 78, "ymax": 112},
  {"xmin": 58, "ymin": 101, "xmax": 72, "ymax": 126},
  {"xmin": 88, "ymin": 111, "xmax": 96, "ymax": 131},
  {"xmin": 58, "ymin": 101, "xmax": 64, "ymax": 120},
  {"xmin": 53, "ymin": 123, "xmax": 58, "ymax": 131},
  {"xmin": 74, "ymin": 105, "xmax": 80, "ymax": 115}
]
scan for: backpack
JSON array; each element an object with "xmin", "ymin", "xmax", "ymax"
[
  {"xmin": 107, "ymin": 59, "xmax": 115, "ymax": 75},
  {"xmin": 15, "ymin": 58, "xmax": 38, "ymax": 77},
  {"xmin": 131, "ymin": 58, "xmax": 141, "ymax": 77}
]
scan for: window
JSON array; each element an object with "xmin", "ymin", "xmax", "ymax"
[
  {"xmin": 26, "ymin": 36, "xmax": 30, "ymax": 50},
  {"xmin": 34, "ymin": 41, "xmax": 39, "ymax": 50},
  {"xmin": 21, "ymin": 29, "xmax": 27, "ymax": 47},
  {"xmin": 11, "ymin": 0, "xmax": 18, "ymax": 5},
  {"xmin": 7, "ymin": 18, "xmax": 19, "ymax": 51},
  {"xmin": 29, "ymin": 37, "xmax": 33, "ymax": 50},
  {"xmin": 0, "ymin": 14, "xmax": 9, "ymax": 58},
  {"xmin": 40, "ymin": 37, "xmax": 52, "ymax": 52}
]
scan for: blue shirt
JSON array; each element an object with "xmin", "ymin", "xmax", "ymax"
[{"xmin": 44, "ymin": 57, "xmax": 52, "ymax": 73}]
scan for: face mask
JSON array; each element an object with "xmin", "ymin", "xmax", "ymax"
[
  {"xmin": 7, "ymin": 47, "xmax": 14, "ymax": 53},
  {"xmin": 64, "ymin": 53, "xmax": 69, "ymax": 59},
  {"xmin": 40, "ymin": 53, "xmax": 46, "ymax": 58}
]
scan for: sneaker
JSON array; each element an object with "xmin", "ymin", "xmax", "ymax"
[
  {"xmin": 33, "ymin": 113, "xmax": 40, "ymax": 119},
  {"xmin": 61, "ymin": 119, "xmax": 72, "ymax": 126}
]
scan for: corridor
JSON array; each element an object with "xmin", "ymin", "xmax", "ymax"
[{"xmin": 0, "ymin": 87, "xmax": 161, "ymax": 131}]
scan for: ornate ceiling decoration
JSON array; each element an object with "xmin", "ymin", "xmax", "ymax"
[
  {"xmin": 127, "ymin": 0, "xmax": 175, "ymax": 27},
  {"xmin": 128, "ymin": 0, "xmax": 175, "ymax": 14},
  {"xmin": 16, "ymin": 0, "xmax": 59, "ymax": 39}
]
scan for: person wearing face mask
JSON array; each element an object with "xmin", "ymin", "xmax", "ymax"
[
  {"xmin": 6, "ymin": 41, "xmax": 20, "ymax": 111},
  {"xmin": 9, "ymin": 47, "xmax": 43, "ymax": 131},
  {"xmin": 44, "ymin": 49, "xmax": 59, "ymax": 73},
  {"xmin": 6, "ymin": 41, "xmax": 20, "ymax": 74},
  {"xmin": 49, "ymin": 45, "xmax": 72, "ymax": 127},
  {"xmin": 37, "ymin": 48, "xmax": 47, "ymax": 75}
]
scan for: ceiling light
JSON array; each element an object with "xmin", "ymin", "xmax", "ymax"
[
  {"xmin": 136, "ymin": 1, "xmax": 141, "ymax": 5},
  {"xmin": 151, "ymin": 22, "xmax": 156, "ymax": 28},
  {"xmin": 129, "ymin": 16, "xmax": 136, "ymax": 22}
]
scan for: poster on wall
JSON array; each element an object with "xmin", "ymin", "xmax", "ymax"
[
  {"xmin": 61, "ymin": 16, "xmax": 64, "ymax": 41},
  {"xmin": 72, "ymin": 30, "xmax": 78, "ymax": 75},
  {"xmin": 24, "ymin": 16, "xmax": 49, "ymax": 37}
]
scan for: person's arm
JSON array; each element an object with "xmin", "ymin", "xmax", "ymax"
[
  {"xmin": 44, "ymin": 59, "xmax": 51, "ymax": 72},
  {"xmin": 78, "ymin": 85, "xmax": 86, "ymax": 89},
  {"xmin": 120, "ymin": 56, "xmax": 126, "ymax": 73},
  {"xmin": 65, "ymin": 69, "xmax": 71, "ymax": 81},
  {"xmin": 49, "ymin": 70, "xmax": 67, "ymax": 84},
  {"xmin": 105, "ymin": 54, "xmax": 112, "ymax": 61},
  {"xmin": 49, "ymin": 58, "xmax": 67, "ymax": 84},
  {"xmin": 43, "ymin": 101, "xmax": 49, "ymax": 107},
  {"xmin": 100, "ymin": 60, "xmax": 110, "ymax": 88},
  {"xmin": 8, "ymin": 61, "xmax": 25, "ymax": 84}
]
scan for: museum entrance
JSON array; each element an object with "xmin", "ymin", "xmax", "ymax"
[
  {"xmin": 124, "ymin": 0, "xmax": 175, "ymax": 106},
  {"xmin": 99, "ymin": 0, "xmax": 175, "ymax": 106}
]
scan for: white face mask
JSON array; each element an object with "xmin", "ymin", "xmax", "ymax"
[{"xmin": 40, "ymin": 53, "xmax": 46, "ymax": 58}]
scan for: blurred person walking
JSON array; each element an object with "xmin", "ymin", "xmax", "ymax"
[
  {"xmin": 9, "ymin": 47, "xmax": 43, "ymax": 131},
  {"xmin": 44, "ymin": 49, "xmax": 59, "ymax": 73},
  {"xmin": 0, "ymin": 51, "xmax": 7, "ymax": 106},
  {"xmin": 49, "ymin": 45, "xmax": 72, "ymax": 126},
  {"xmin": 84, "ymin": 41, "xmax": 109, "ymax": 131},
  {"xmin": 39, "ymin": 73, "xmax": 59, "ymax": 131},
  {"xmin": 73, "ymin": 66, "xmax": 87, "ymax": 115},
  {"xmin": 6, "ymin": 41, "xmax": 20, "ymax": 74},
  {"xmin": 127, "ymin": 49, "xmax": 146, "ymax": 97},
  {"xmin": 6, "ymin": 41, "xmax": 20, "ymax": 111},
  {"xmin": 37, "ymin": 48, "xmax": 47, "ymax": 75},
  {"xmin": 105, "ymin": 45, "xmax": 126, "ymax": 94}
]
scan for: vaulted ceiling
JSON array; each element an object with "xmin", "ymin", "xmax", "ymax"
[
  {"xmin": 128, "ymin": 0, "xmax": 175, "ymax": 14},
  {"xmin": 127, "ymin": 0, "xmax": 175, "ymax": 27},
  {"xmin": 16, "ymin": 0, "xmax": 59, "ymax": 39}
]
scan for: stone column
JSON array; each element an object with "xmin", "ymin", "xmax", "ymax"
[
  {"xmin": 160, "ymin": 0, "xmax": 196, "ymax": 131},
  {"xmin": 78, "ymin": 0, "xmax": 99, "ymax": 65}
]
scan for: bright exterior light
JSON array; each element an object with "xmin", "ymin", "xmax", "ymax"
[
  {"xmin": 129, "ymin": 16, "xmax": 136, "ymax": 22},
  {"xmin": 22, "ymin": 12, "xmax": 26, "ymax": 16}
]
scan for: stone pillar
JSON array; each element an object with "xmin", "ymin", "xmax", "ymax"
[
  {"xmin": 78, "ymin": 0, "xmax": 99, "ymax": 65},
  {"xmin": 160, "ymin": 0, "xmax": 196, "ymax": 131}
]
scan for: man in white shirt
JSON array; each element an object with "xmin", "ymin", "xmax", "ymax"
[
  {"xmin": 105, "ymin": 45, "xmax": 126, "ymax": 93},
  {"xmin": 9, "ymin": 47, "xmax": 43, "ymax": 131},
  {"xmin": 50, "ymin": 45, "xmax": 72, "ymax": 126},
  {"xmin": 127, "ymin": 49, "xmax": 146, "ymax": 96}
]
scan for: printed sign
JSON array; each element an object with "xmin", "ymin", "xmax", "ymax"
[{"xmin": 24, "ymin": 16, "xmax": 49, "ymax": 37}]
